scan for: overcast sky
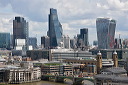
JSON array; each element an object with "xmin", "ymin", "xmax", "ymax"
[{"xmin": 0, "ymin": 0, "xmax": 128, "ymax": 45}]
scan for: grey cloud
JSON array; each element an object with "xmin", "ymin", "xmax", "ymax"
[{"xmin": 0, "ymin": 0, "xmax": 101, "ymax": 22}]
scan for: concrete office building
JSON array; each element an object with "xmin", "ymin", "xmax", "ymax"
[
  {"xmin": 26, "ymin": 48, "xmax": 95, "ymax": 61},
  {"xmin": 0, "ymin": 33, "xmax": 10, "ymax": 49},
  {"xmin": 47, "ymin": 8, "xmax": 63, "ymax": 48},
  {"xmin": 41, "ymin": 36, "xmax": 50, "ymax": 49},
  {"xmin": 114, "ymin": 38, "xmax": 122, "ymax": 49},
  {"xmin": 96, "ymin": 18, "xmax": 116, "ymax": 49},
  {"xmin": 26, "ymin": 50, "xmax": 51, "ymax": 61},
  {"xmin": 94, "ymin": 67, "xmax": 128, "ymax": 85},
  {"xmin": 15, "ymin": 39, "xmax": 26, "ymax": 50},
  {"xmin": 0, "ymin": 67, "xmax": 41, "ymax": 84},
  {"xmin": 50, "ymin": 48, "xmax": 96, "ymax": 61},
  {"xmin": 70, "ymin": 39, "xmax": 76, "ymax": 49},
  {"xmin": 80, "ymin": 28, "xmax": 89, "ymax": 46},
  {"xmin": 63, "ymin": 58, "xmax": 97, "ymax": 74},
  {"xmin": 90, "ymin": 49, "xmax": 128, "ymax": 59},
  {"xmin": 93, "ymin": 40, "xmax": 98, "ymax": 46},
  {"xmin": 28, "ymin": 37, "xmax": 37, "ymax": 49},
  {"xmin": 13, "ymin": 17, "xmax": 29, "ymax": 50},
  {"xmin": 41, "ymin": 63, "xmax": 73, "ymax": 76},
  {"xmin": 61, "ymin": 35, "xmax": 70, "ymax": 49}
]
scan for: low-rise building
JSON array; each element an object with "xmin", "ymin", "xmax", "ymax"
[
  {"xmin": 22, "ymin": 57, "xmax": 32, "ymax": 61},
  {"xmin": 26, "ymin": 50, "xmax": 51, "ymax": 60},
  {"xmin": 0, "ymin": 67, "xmax": 41, "ymax": 84},
  {"xmin": 63, "ymin": 58, "xmax": 97, "ymax": 74},
  {"xmin": 26, "ymin": 48, "xmax": 95, "ymax": 61},
  {"xmin": 51, "ymin": 49, "xmax": 96, "ymax": 61},
  {"xmin": 41, "ymin": 62, "xmax": 73, "ymax": 76},
  {"xmin": 94, "ymin": 67, "xmax": 128, "ymax": 85}
]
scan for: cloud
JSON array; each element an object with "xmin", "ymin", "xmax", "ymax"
[
  {"xmin": 0, "ymin": 0, "xmax": 127, "ymax": 45},
  {"xmin": 115, "ymin": 31, "xmax": 128, "ymax": 39},
  {"xmin": 0, "ymin": 0, "xmax": 100, "ymax": 22},
  {"xmin": 0, "ymin": 14, "xmax": 13, "ymax": 33}
]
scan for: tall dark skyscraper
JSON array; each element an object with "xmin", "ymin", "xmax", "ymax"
[
  {"xmin": 96, "ymin": 18, "xmax": 116, "ymax": 49},
  {"xmin": 13, "ymin": 17, "xmax": 29, "ymax": 49},
  {"xmin": 80, "ymin": 28, "xmax": 89, "ymax": 46},
  {"xmin": 48, "ymin": 8, "xmax": 63, "ymax": 48}
]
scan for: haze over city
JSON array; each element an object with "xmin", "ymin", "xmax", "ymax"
[{"xmin": 0, "ymin": 0, "xmax": 128, "ymax": 44}]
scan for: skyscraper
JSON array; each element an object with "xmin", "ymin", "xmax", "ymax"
[
  {"xmin": 61, "ymin": 35, "xmax": 70, "ymax": 49},
  {"xmin": 41, "ymin": 36, "xmax": 50, "ymax": 49},
  {"xmin": 13, "ymin": 17, "xmax": 29, "ymax": 49},
  {"xmin": 48, "ymin": 8, "xmax": 63, "ymax": 48},
  {"xmin": 28, "ymin": 37, "xmax": 37, "ymax": 49},
  {"xmin": 96, "ymin": 18, "xmax": 116, "ymax": 49},
  {"xmin": 114, "ymin": 38, "xmax": 122, "ymax": 49},
  {"xmin": 0, "ymin": 33, "xmax": 10, "ymax": 49},
  {"xmin": 80, "ymin": 28, "xmax": 89, "ymax": 46}
]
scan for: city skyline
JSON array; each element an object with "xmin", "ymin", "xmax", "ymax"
[{"xmin": 0, "ymin": 0, "xmax": 128, "ymax": 45}]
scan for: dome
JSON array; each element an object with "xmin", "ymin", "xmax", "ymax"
[
  {"xmin": 97, "ymin": 51, "xmax": 102, "ymax": 55},
  {"xmin": 113, "ymin": 50, "xmax": 117, "ymax": 55}
]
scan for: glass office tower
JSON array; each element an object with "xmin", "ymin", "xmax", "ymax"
[
  {"xmin": 48, "ymin": 8, "xmax": 63, "ymax": 48},
  {"xmin": 13, "ymin": 17, "xmax": 29, "ymax": 49},
  {"xmin": 0, "ymin": 33, "xmax": 10, "ymax": 49},
  {"xmin": 28, "ymin": 37, "xmax": 37, "ymax": 49},
  {"xmin": 96, "ymin": 18, "xmax": 116, "ymax": 49},
  {"xmin": 80, "ymin": 28, "xmax": 89, "ymax": 46}
]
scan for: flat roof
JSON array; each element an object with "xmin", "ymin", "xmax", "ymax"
[
  {"xmin": 103, "ymin": 67, "xmax": 127, "ymax": 74},
  {"xmin": 94, "ymin": 74, "xmax": 128, "ymax": 83}
]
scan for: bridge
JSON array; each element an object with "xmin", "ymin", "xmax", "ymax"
[{"xmin": 41, "ymin": 75, "xmax": 94, "ymax": 85}]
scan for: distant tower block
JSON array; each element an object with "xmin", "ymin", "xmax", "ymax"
[
  {"xmin": 96, "ymin": 51, "xmax": 102, "ymax": 74},
  {"xmin": 96, "ymin": 18, "xmax": 116, "ymax": 49},
  {"xmin": 113, "ymin": 50, "xmax": 118, "ymax": 67}
]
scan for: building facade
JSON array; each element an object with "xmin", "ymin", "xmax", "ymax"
[
  {"xmin": 50, "ymin": 49, "xmax": 96, "ymax": 61},
  {"xmin": 0, "ymin": 67, "xmax": 41, "ymax": 84},
  {"xmin": 63, "ymin": 59, "xmax": 97, "ymax": 74},
  {"xmin": 47, "ymin": 8, "xmax": 63, "ymax": 48},
  {"xmin": 41, "ymin": 64, "xmax": 73, "ymax": 76},
  {"xmin": 61, "ymin": 35, "xmax": 70, "ymax": 49},
  {"xmin": 96, "ymin": 18, "xmax": 116, "ymax": 49},
  {"xmin": 13, "ymin": 17, "xmax": 29, "ymax": 49},
  {"xmin": 28, "ymin": 37, "xmax": 37, "ymax": 49},
  {"xmin": 41, "ymin": 36, "xmax": 50, "ymax": 49},
  {"xmin": 26, "ymin": 50, "xmax": 51, "ymax": 61},
  {"xmin": 0, "ymin": 33, "xmax": 10, "ymax": 49},
  {"xmin": 80, "ymin": 28, "xmax": 89, "ymax": 46}
]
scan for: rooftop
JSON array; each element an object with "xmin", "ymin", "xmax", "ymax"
[
  {"xmin": 103, "ymin": 67, "xmax": 127, "ymax": 74},
  {"xmin": 94, "ymin": 74, "xmax": 128, "ymax": 83}
]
